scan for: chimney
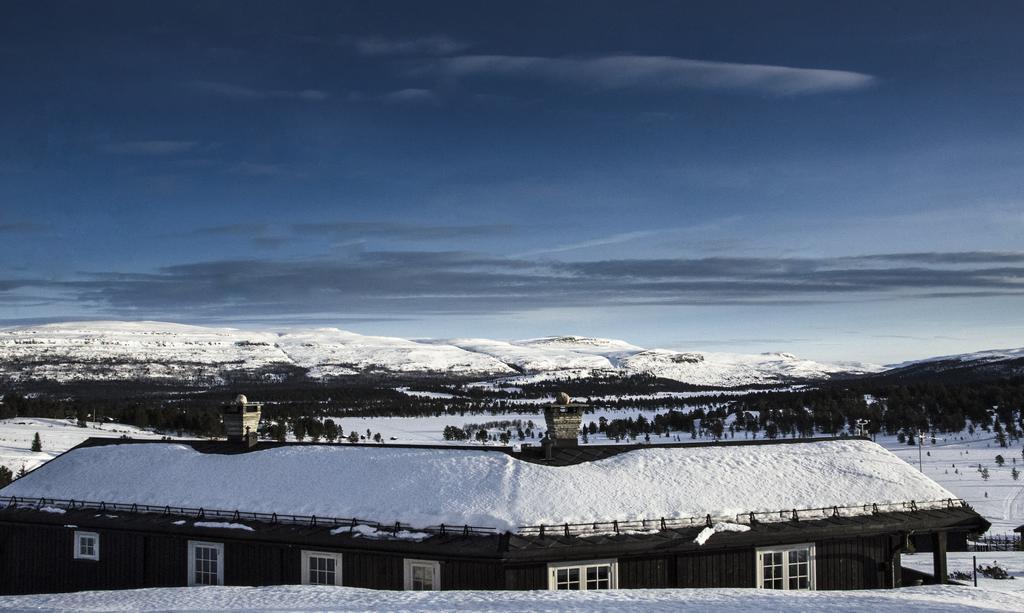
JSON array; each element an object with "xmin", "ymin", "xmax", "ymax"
[
  {"xmin": 222, "ymin": 393, "xmax": 261, "ymax": 448},
  {"xmin": 543, "ymin": 392, "xmax": 584, "ymax": 448}
]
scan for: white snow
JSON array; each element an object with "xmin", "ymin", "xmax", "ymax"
[
  {"xmin": 193, "ymin": 521, "xmax": 254, "ymax": 531},
  {"xmin": 276, "ymin": 328, "xmax": 515, "ymax": 377},
  {"xmin": 0, "ymin": 321, "xmax": 878, "ymax": 386},
  {"xmin": 330, "ymin": 524, "xmax": 431, "ymax": 541},
  {"xmin": 892, "ymin": 347, "xmax": 1024, "ymax": 368},
  {"xmin": 0, "ymin": 439, "xmax": 955, "ymax": 532},
  {"xmin": 440, "ymin": 337, "xmax": 619, "ymax": 372},
  {"xmin": 0, "ymin": 417, "xmax": 189, "ymax": 475},
  {"xmin": 693, "ymin": 522, "xmax": 752, "ymax": 546},
  {"xmin": 620, "ymin": 349, "xmax": 879, "ymax": 387},
  {"xmin": 878, "ymin": 431, "xmax": 1024, "ymax": 533},
  {"xmin": 0, "ymin": 584, "xmax": 1019, "ymax": 612},
  {"xmin": 902, "ymin": 551, "xmax": 1024, "ymax": 594}
]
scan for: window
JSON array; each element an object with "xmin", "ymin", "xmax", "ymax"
[
  {"xmin": 547, "ymin": 560, "xmax": 618, "ymax": 591},
  {"xmin": 188, "ymin": 541, "xmax": 224, "ymax": 586},
  {"xmin": 757, "ymin": 543, "xmax": 815, "ymax": 590},
  {"xmin": 403, "ymin": 559, "xmax": 440, "ymax": 591},
  {"xmin": 74, "ymin": 531, "xmax": 99, "ymax": 561},
  {"xmin": 302, "ymin": 551, "xmax": 342, "ymax": 586}
]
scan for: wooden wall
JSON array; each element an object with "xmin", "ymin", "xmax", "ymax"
[
  {"xmin": 0, "ymin": 523, "xmax": 501, "ymax": 595},
  {"xmin": 815, "ymin": 535, "xmax": 890, "ymax": 590},
  {"xmin": 0, "ymin": 521, "xmax": 906, "ymax": 594},
  {"xmin": 676, "ymin": 549, "xmax": 755, "ymax": 588}
]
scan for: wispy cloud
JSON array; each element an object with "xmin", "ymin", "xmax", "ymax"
[
  {"xmin": 515, "ymin": 229, "xmax": 665, "ymax": 258},
  {"xmin": 191, "ymin": 81, "xmax": 329, "ymax": 101},
  {"xmin": 184, "ymin": 221, "xmax": 515, "ymax": 250},
  {"xmin": 0, "ymin": 222, "xmax": 51, "ymax": 234},
  {"xmin": 100, "ymin": 141, "xmax": 198, "ymax": 155},
  {"xmin": 380, "ymin": 88, "xmax": 441, "ymax": 105},
  {"xmin": 418, "ymin": 55, "xmax": 877, "ymax": 96},
  {"xmin": 192, "ymin": 224, "xmax": 269, "ymax": 237},
  {"xmin": 292, "ymin": 221, "xmax": 515, "ymax": 241},
  {"xmin": 3, "ymin": 251, "xmax": 1022, "ymax": 320},
  {"xmin": 343, "ymin": 35, "xmax": 470, "ymax": 57}
]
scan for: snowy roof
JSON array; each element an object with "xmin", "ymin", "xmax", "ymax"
[{"xmin": 0, "ymin": 439, "xmax": 956, "ymax": 533}]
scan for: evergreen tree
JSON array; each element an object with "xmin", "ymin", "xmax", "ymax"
[
  {"xmin": 293, "ymin": 419, "xmax": 307, "ymax": 442},
  {"xmin": 347, "ymin": 431, "xmax": 360, "ymax": 443},
  {"xmin": 16, "ymin": 465, "xmax": 27, "ymax": 479},
  {"xmin": 0, "ymin": 465, "xmax": 12, "ymax": 487},
  {"xmin": 31, "ymin": 432, "xmax": 41, "ymax": 452},
  {"xmin": 323, "ymin": 419, "xmax": 339, "ymax": 443},
  {"xmin": 995, "ymin": 454, "xmax": 1005, "ymax": 466}
]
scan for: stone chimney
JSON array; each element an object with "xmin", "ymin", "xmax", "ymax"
[
  {"xmin": 543, "ymin": 392, "xmax": 584, "ymax": 448},
  {"xmin": 222, "ymin": 394, "xmax": 261, "ymax": 448}
]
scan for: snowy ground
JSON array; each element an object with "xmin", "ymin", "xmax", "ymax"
[
  {"xmin": 0, "ymin": 585, "xmax": 1019, "ymax": 612},
  {"xmin": 2, "ymin": 440, "xmax": 948, "ymax": 532},
  {"xmin": 0, "ymin": 418, "xmax": 185, "ymax": 475},
  {"xmin": 878, "ymin": 432, "xmax": 1023, "ymax": 534},
  {"xmin": 902, "ymin": 551, "xmax": 1024, "ymax": 593}
]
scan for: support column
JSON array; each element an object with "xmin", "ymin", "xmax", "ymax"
[{"xmin": 932, "ymin": 531, "xmax": 948, "ymax": 584}]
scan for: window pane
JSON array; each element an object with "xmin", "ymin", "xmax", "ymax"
[
  {"xmin": 781, "ymin": 548, "xmax": 811, "ymax": 591},
  {"xmin": 194, "ymin": 546, "xmax": 220, "ymax": 585},
  {"xmin": 411, "ymin": 564, "xmax": 434, "ymax": 591},
  {"xmin": 585, "ymin": 565, "xmax": 611, "ymax": 590},
  {"xmin": 761, "ymin": 551, "xmax": 785, "ymax": 590}
]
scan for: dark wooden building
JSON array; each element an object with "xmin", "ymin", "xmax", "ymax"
[{"xmin": 0, "ymin": 400, "xmax": 990, "ymax": 595}]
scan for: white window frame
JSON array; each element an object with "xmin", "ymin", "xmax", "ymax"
[
  {"xmin": 301, "ymin": 550, "xmax": 343, "ymax": 586},
  {"xmin": 73, "ymin": 531, "xmax": 100, "ymax": 561},
  {"xmin": 756, "ymin": 543, "xmax": 816, "ymax": 590},
  {"xmin": 187, "ymin": 540, "xmax": 224, "ymax": 587},
  {"xmin": 403, "ymin": 558, "xmax": 441, "ymax": 591},
  {"xmin": 547, "ymin": 559, "xmax": 619, "ymax": 591}
]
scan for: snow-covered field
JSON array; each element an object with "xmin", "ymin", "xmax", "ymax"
[
  {"xmin": 880, "ymin": 432, "xmax": 1024, "ymax": 533},
  {"xmin": 0, "ymin": 321, "xmax": 880, "ymax": 386},
  {"xmin": 0, "ymin": 417, "xmax": 185, "ymax": 475},
  {"xmin": 903, "ymin": 551, "xmax": 1024, "ymax": 593},
  {"xmin": 0, "ymin": 584, "xmax": 1019, "ymax": 612}
]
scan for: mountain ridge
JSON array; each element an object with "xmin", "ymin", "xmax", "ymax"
[{"xmin": 0, "ymin": 320, "xmax": 888, "ymax": 388}]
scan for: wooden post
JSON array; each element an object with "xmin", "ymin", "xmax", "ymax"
[{"xmin": 932, "ymin": 531, "xmax": 948, "ymax": 584}]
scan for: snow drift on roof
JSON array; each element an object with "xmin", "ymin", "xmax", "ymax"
[{"xmin": 0, "ymin": 440, "xmax": 954, "ymax": 532}]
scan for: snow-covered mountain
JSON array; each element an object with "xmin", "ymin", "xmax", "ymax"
[
  {"xmin": 882, "ymin": 347, "xmax": 1024, "ymax": 380},
  {"xmin": 0, "ymin": 321, "xmax": 880, "ymax": 387}
]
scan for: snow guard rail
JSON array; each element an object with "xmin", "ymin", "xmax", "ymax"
[{"xmin": 1, "ymin": 495, "xmax": 969, "ymax": 538}]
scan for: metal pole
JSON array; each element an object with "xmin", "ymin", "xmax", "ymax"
[
  {"xmin": 973, "ymin": 555, "xmax": 977, "ymax": 587},
  {"xmin": 918, "ymin": 430, "xmax": 924, "ymax": 472}
]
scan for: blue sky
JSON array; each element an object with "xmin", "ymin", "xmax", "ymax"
[{"xmin": 1, "ymin": 1, "xmax": 1022, "ymax": 363}]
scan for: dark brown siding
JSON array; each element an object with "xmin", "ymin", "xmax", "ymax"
[
  {"xmin": 441, "ymin": 559, "xmax": 504, "ymax": 590},
  {"xmin": 142, "ymin": 534, "xmax": 188, "ymax": 587},
  {"xmin": 815, "ymin": 535, "xmax": 889, "ymax": 590},
  {"xmin": 676, "ymin": 549, "xmax": 755, "ymax": 588},
  {"xmin": 619, "ymin": 556, "xmax": 672, "ymax": 588},
  {"xmin": 343, "ymin": 551, "xmax": 403, "ymax": 590},
  {"xmin": 0, "ymin": 523, "xmax": 145, "ymax": 594},
  {"xmin": 504, "ymin": 564, "xmax": 547, "ymax": 590},
  {"xmin": 0, "ymin": 520, "xmax": 904, "ymax": 594},
  {"xmin": 224, "ymin": 541, "xmax": 287, "ymax": 586}
]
